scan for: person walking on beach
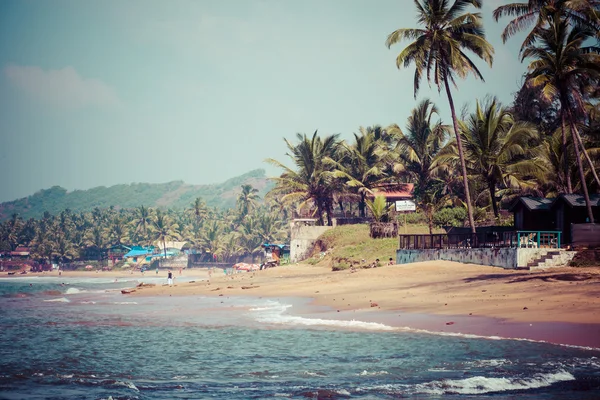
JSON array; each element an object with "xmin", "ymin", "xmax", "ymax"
[{"xmin": 167, "ymin": 270, "xmax": 173, "ymax": 286}]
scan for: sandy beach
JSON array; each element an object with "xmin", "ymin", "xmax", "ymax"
[{"xmin": 12, "ymin": 261, "xmax": 600, "ymax": 347}]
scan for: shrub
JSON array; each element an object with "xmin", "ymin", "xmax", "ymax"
[{"xmin": 433, "ymin": 207, "xmax": 467, "ymax": 227}]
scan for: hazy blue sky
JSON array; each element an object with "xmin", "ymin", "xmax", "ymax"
[{"xmin": 0, "ymin": 0, "xmax": 528, "ymax": 203}]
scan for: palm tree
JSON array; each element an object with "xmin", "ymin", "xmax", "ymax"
[
  {"xmin": 188, "ymin": 197, "xmax": 208, "ymax": 225},
  {"xmin": 200, "ymin": 220, "xmax": 223, "ymax": 261},
  {"xmin": 236, "ymin": 184, "xmax": 260, "ymax": 222},
  {"xmin": 493, "ymin": 0, "xmax": 600, "ymax": 54},
  {"xmin": 453, "ymin": 97, "xmax": 541, "ymax": 217},
  {"xmin": 365, "ymin": 195, "xmax": 394, "ymax": 223},
  {"xmin": 332, "ymin": 129, "xmax": 388, "ymax": 218},
  {"xmin": 495, "ymin": 0, "xmax": 600, "ymax": 194},
  {"xmin": 106, "ymin": 215, "xmax": 129, "ymax": 246},
  {"xmin": 266, "ymin": 131, "xmax": 341, "ymax": 226},
  {"xmin": 388, "ymin": 99, "xmax": 450, "ymax": 233},
  {"xmin": 131, "ymin": 205, "xmax": 152, "ymax": 245},
  {"xmin": 523, "ymin": 15, "xmax": 600, "ymax": 222},
  {"xmin": 153, "ymin": 210, "xmax": 179, "ymax": 261},
  {"xmin": 386, "ymin": 0, "xmax": 494, "ymax": 234}
]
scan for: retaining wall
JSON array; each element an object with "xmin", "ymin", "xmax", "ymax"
[
  {"xmin": 395, "ymin": 248, "xmax": 573, "ymax": 269},
  {"xmin": 290, "ymin": 222, "xmax": 333, "ymax": 263}
]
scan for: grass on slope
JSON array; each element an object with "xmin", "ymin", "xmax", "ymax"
[{"xmin": 306, "ymin": 223, "xmax": 444, "ymax": 270}]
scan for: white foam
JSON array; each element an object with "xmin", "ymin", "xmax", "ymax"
[
  {"xmin": 64, "ymin": 287, "xmax": 83, "ymax": 295},
  {"xmin": 358, "ymin": 370, "xmax": 389, "ymax": 376},
  {"xmin": 44, "ymin": 297, "xmax": 70, "ymax": 303},
  {"xmin": 251, "ymin": 301, "xmax": 395, "ymax": 331},
  {"xmin": 414, "ymin": 370, "xmax": 575, "ymax": 395},
  {"xmin": 114, "ymin": 380, "xmax": 139, "ymax": 391},
  {"xmin": 113, "ymin": 301, "xmax": 138, "ymax": 305}
]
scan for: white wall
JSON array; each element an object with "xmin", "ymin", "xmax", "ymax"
[{"xmin": 289, "ymin": 221, "xmax": 332, "ymax": 263}]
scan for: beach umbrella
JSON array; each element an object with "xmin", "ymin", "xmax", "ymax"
[{"xmin": 85, "ymin": 265, "xmax": 93, "ymax": 270}]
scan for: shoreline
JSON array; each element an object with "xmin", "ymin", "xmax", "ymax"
[{"xmin": 5, "ymin": 261, "xmax": 600, "ymax": 347}]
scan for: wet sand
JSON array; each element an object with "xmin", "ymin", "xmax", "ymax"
[{"xmin": 11, "ymin": 261, "xmax": 600, "ymax": 347}]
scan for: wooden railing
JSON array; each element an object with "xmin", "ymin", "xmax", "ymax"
[{"xmin": 398, "ymin": 231, "xmax": 562, "ymax": 250}]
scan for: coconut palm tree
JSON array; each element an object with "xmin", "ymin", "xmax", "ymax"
[
  {"xmin": 388, "ymin": 99, "xmax": 450, "ymax": 233},
  {"xmin": 450, "ymin": 97, "xmax": 542, "ymax": 217},
  {"xmin": 131, "ymin": 205, "xmax": 152, "ymax": 245},
  {"xmin": 153, "ymin": 210, "xmax": 179, "ymax": 261},
  {"xmin": 266, "ymin": 131, "xmax": 341, "ymax": 226},
  {"xmin": 200, "ymin": 219, "xmax": 223, "ymax": 261},
  {"xmin": 495, "ymin": 0, "xmax": 600, "ymax": 195},
  {"xmin": 493, "ymin": 0, "xmax": 600, "ymax": 54},
  {"xmin": 386, "ymin": 0, "xmax": 494, "ymax": 234},
  {"xmin": 236, "ymin": 184, "xmax": 260, "ymax": 222},
  {"xmin": 188, "ymin": 197, "xmax": 208, "ymax": 225},
  {"xmin": 106, "ymin": 215, "xmax": 129, "ymax": 246},
  {"xmin": 523, "ymin": 14, "xmax": 600, "ymax": 222},
  {"xmin": 331, "ymin": 129, "xmax": 388, "ymax": 218}
]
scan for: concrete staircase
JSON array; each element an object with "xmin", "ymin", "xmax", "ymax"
[{"xmin": 527, "ymin": 250, "xmax": 577, "ymax": 270}]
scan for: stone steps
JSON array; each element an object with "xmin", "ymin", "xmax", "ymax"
[{"xmin": 528, "ymin": 250, "xmax": 577, "ymax": 270}]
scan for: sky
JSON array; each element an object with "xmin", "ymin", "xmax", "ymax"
[{"xmin": 0, "ymin": 0, "xmax": 529, "ymax": 203}]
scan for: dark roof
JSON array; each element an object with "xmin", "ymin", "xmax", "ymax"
[
  {"xmin": 556, "ymin": 194, "xmax": 600, "ymax": 208},
  {"xmin": 509, "ymin": 197, "xmax": 553, "ymax": 212}
]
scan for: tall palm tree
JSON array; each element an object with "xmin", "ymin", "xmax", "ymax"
[
  {"xmin": 188, "ymin": 197, "xmax": 208, "ymax": 225},
  {"xmin": 266, "ymin": 131, "xmax": 341, "ymax": 226},
  {"xmin": 200, "ymin": 220, "xmax": 223, "ymax": 261},
  {"xmin": 388, "ymin": 99, "xmax": 450, "ymax": 233},
  {"xmin": 493, "ymin": 0, "xmax": 599, "ymax": 53},
  {"xmin": 236, "ymin": 184, "xmax": 260, "ymax": 222},
  {"xmin": 106, "ymin": 215, "xmax": 129, "ymax": 246},
  {"xmin": 451, "ymin": 98, "xmax": 541, "ymax": 217},
  {"xmin": 332, "ymin": 130, "xmax": 388, "ymax": 218},
  {"xmin": 386, "ymin": 0, "xmax": 494, "ymax": 234},
  {"xmin": 523, "ymin": 14, "xmax": 600, "ymax": 222},
  {"xmin": 495, "ymin": 0, "xmax": 600, "ymax": 194},
  {"xmin": 153, "ymin": 210, "xmax": 179, "ymax": 261},
  {"xmin": 131, "ymin": 205, "xmax": 152, "ymax": 245}
]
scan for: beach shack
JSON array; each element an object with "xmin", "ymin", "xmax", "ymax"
[
  {"xmin": 510, "ymin": 194, "xmax": 600, "ymax": 246},
  {"xmin": 551, "ymin": 194, "xmax": 600, "ymax": 245},
  {"xmin": 509, "ymin": 197, "xmax": 555, "ymax": 231},
  {"xmin": 123, "ymin": 246, "xmax": 155, "ymax": 267}
]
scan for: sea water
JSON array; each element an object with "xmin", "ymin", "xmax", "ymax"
[{"xmin": 1, "ymin": 275, "xmax": 599, "ymax": 399}]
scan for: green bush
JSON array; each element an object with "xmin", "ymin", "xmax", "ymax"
[{"xmin": 433, "ymin": 207, "xmax": 467, "ymax": 227}]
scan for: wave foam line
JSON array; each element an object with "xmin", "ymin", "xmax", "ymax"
[
  {"xmin": 414, "ymin": 370, "xmax": 575, "ymax": 395},
  {"xmin": 43, "ymin": 297, "xmax": 70, "ymax": 303},
  {"xmin": 251, "ymin": 302, "xmax": 395, "ymax": 331}
]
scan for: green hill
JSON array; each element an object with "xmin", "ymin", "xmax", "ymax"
[{"xmin": 0, "ymin": 169, "xmax": 272, "ymax": 220}]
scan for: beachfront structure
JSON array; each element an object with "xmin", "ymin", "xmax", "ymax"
[
  {"xmin": 122, "ymin": 246, "xmax": 155, "ymax": 266},
  {"xmin": 395, "ymin": 194, "xmax": 599, "ymax": 269}
]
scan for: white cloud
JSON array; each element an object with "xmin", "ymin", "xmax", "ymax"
[{"xmin": 4, "ymin": 65, "xmax": 120, "ymax": 109}]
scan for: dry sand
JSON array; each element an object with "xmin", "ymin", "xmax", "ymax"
[{"xmin": 12, "ymin": 262, "xmax": 600, "ymax": 347}]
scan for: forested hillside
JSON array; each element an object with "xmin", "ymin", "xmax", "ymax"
[{"xmin": 0, "ymin": 169, "xmax": 271, "ymax": 220}]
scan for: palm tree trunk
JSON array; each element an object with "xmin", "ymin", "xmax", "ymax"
[
  {"xmin": 444, "ymin": 79, "xmax": 476, "ymax": 234},
  {"xmin": 560, "ymin": 112, "xmax": 573, "ymax": 193},
  {"xmin": 163, "ymin": 238, "xmax": 167, "ymax": 265},
  {"xmin": 359, "ymin": 193, "xmax": 366, "ymax": 218},
  {"xmin": 569, "ymin": 119, "xmax": 595, "ymax": 223},
  {"xmin": 571, "ymin": 122, "xmax": 600, "ymax": 190},
  {"xmin": 489, "ymin": 179, "xmax": 499, "ymax": 218}
]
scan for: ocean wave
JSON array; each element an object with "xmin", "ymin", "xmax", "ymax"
[
  {"xmin": 112, "ymin": 301, "xmax": 138, "ymax": 305},
  {"xmin": 64, "ymin": 287, "xmax": 83, "ymax": 295},
  {"xmin": 43, "ymin": 297, "xmax": 70, "ymax": 303},
  {"xmin": 414, "ymin": 370, "xmax": 575, "ymax": 395},
  {"xmin": 358, "ymin": 370, "xmax": 389, "ymax": 376},
  {"xmin": 251, "ymin": 301, "xmax": 395, "ymax": 331}
]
